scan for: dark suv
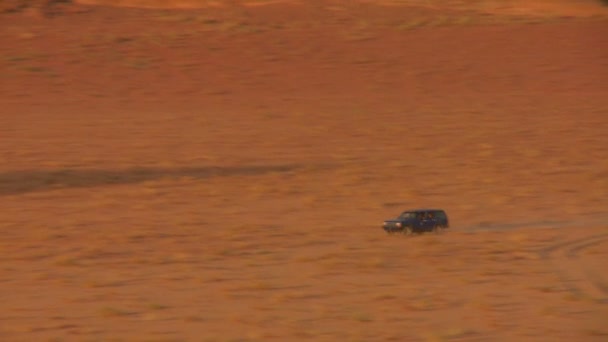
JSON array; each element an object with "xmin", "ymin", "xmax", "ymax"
[{"xmin": 382, "ymin": 209, "xmax": 449, "ymax": 235}]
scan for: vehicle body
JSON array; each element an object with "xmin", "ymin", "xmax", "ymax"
[{"xmin": 382, "ymin": 209, "xmax": 449, "ymax": 234}]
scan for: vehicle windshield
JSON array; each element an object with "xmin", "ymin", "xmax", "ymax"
[{"xmin": 398, "ymin": 212, "xmax": 415, "ymax": 219}]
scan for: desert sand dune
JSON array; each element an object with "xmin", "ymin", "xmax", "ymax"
[{"xmin": 1, "ymin": 1, "xmax": 607, "ymax": 341}]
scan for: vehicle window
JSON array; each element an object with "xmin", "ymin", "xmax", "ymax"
[
  {"xmin": 399, "ymin": 212, "xmax": 414, "ymax": 219},
  {"xmin": 434, "ymin": 211, "xmax": 446, "ymax": 219}
]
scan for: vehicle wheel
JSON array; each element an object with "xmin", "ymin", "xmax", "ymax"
[{"xmin": 432, "ymin": 225, "xmax": 442, "ymax": 234}]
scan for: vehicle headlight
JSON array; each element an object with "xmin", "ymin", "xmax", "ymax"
[{"xmin": 396, "ymin": 222, "xmax": 402, "ymax": 227}]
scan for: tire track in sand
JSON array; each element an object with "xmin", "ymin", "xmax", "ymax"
[{"xmin": 538, "ymin": 233, "xmax": 608, "ymax": 303}]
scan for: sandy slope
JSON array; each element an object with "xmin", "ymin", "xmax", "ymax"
[{"xmin": 1, "ymin": 1, "xmax": 607, "ymax": 341}]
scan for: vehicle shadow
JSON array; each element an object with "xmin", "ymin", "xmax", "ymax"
[{"xmin": 0, "ymin": 164, "xmax": 303, "ymax": 196}]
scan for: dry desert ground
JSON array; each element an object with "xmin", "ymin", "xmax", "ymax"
[{"xmin": 1, "ymin": 0, "xmax": 608, "ymax": 341}]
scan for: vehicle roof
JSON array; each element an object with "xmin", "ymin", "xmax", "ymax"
[{"xmin": 402, "ymin": 209, "xmax": 446, "ymax": 212}]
